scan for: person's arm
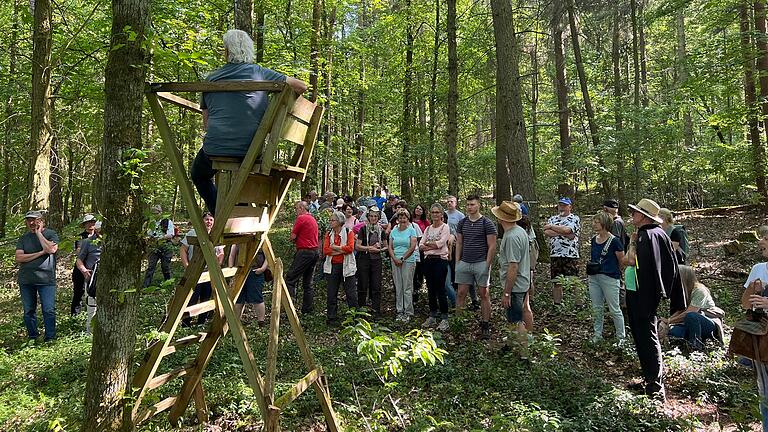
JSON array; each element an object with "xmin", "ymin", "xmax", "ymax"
[
  {"xmin": 623, "ymin": 233, "xmax": 637, "ymax": 266},
  {"xmin": 255, "ymin": 256, "xmax": 269, "ymax": 274},
  {"xmin": 502, "ymin": 262, "xmax": 519, "ymax": 308},
  {"xmin": 323, "ymin": 233, "xmax": 333, "ymax": 256},
  {"xmin": 435, "ymin": 226, "xmax": 449, "ymax": 248},
  {"xmin": 286, "ymin": 77, "xmax": 308, "ymax": 94},
  {"xmin": 355, "ymin": 237, "xmax": 368, "ymax": 252},
  {"xmin": 76, "ymin": 257, "xmax": 92, "ymax": 281},
  {"xmin": 340, "ymin": 231, "xmax": 356, "ymax": 254},
  {"xmin": 402, "ymin": 237, "xmax": 417, "ymax": 261},
  {"xmin": 216, "ymin": 246, "xmax": 225, "ymax": 266},
  {"xmin": 486, "ymin": 233, "xmax": 497, "ymax": 269},
  {"xmin": 455, "ymin": 233, "xmax": 463, "ymax": 262},
  {"xmin": 37, "ymin": 230, "xmax": 58, "ymax": 254},
  {"xmin": 229, "ymin": 244, "xmax": 239, "ymax": 268},
  {"xmin": 418, "ymin": 232, "xmax": 431, "ymax": 251},
  {"xmin": 290, "ymin": 220, "xmax": 299, "ymax": 242},
  {"xmin": 202, "ymin": 109, "xmax": 209, "ymax": 130},
  {"xmin": 665, "ymin": 305, "xmax": 699, "ymax": 324},
  {"xmin": 163, "ymin": 221, "xmax": 175, "ymax": 240},
  {"xmin": 180, "ymin": 244, "xmax": 190, "ymax": 268},
  {"xmin": 614, "ymin": 250, "xmax": 625, "ymax": 268},
  {"xmin": 15, "ymin": 249, "xmax": 45, "ymax": 263}
]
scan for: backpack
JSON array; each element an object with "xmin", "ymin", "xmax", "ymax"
[{"xmin": 674, "ymin": 224, "xmax": 689, "ymax": 255}]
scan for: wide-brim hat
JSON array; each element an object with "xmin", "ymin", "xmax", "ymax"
[
  {"xmin": 81, "ymin": 214, "xmax": 96, "ymax": 225},
  {"xmin": 491, "ymin": 200, "xmax": 522, "ymax": 223},
  {"xmin": 628, "ymin": 198, "xmax": 663, "ymax": 224}
]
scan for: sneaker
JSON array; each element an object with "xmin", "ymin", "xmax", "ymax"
[
  {"xmin": 590, "ymin": 335, "xmax": 603, "ymax": 344},
  {"xmin": 396, "ymin": 314, "xmax": 406, "ymax": 322},
  {"xmin": 437, "ymin": 319, "xmax": 450, "ymax": 331},
  {"xmin": 422, "ymin": 317, "xmax": 438, "ymax": 328},
  {"xmin": 480, "ymin": 327, "xmax": 491, "ymax": 340}
]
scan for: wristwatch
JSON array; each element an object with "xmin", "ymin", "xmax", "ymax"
[{"xmin": 504, "ymin": 293, "xmax": 510, "ymax": 297}]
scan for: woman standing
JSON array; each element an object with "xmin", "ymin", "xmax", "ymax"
[
  {"xmin": 355, "ymin": 206, "xmax": 387, "ymax": 318},
  {"xmin": 388, "ymin": 208, "xmax": 418, "ymax": 321},
  {"xmin": 323, "ymin": 210, "xmax": 358, "ymax": 326},
  {"xmin": 412, "ymin": 204, "xmax": 428, "ymax": 306},
  {"xmin": 342, "ymin": 203, "xmax": 357, "ymax": 231},
  {"xmin": 420, "ymin": 203, "xmax": 451, "ymax": 331},
  {"xmin": 587, "ymin": 212, "xmax": 626, "ymax": 343}
]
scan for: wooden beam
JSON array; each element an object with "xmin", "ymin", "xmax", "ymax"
[
  {"xmin": 161, "ymin": 332, "xmax": 208, "ymax": 357},
  {"xmin": 146, "ymin": 81, "xmax": 287, "ymax": 93},
  {"xmin": 264, "ymin": 251, "xmax": 283, "ymax": 403},
  {"xmin": 259, "ymin": 92, "xmax": 294, "ymax": 175},
  {"xmin": 192, "ymin": 382, "xmax": 209, "ymax": 424},
  {"xmin": 157, "ymin": 92, "xmax": 201, "ymax": 113},
  {"xmin": 148, "ymin": 363, "xmax": 193, "ymax": 390},
  {"xmin": 274, "ymin": 368, "xmax": 322, "ymax": 409},
  {"xmin": 135, "ymin": 396, "xmax": 178, "ymax": 425},
  {"xmin": 197, "ymin": 266, "xmax": 239, "ymax": 284}
]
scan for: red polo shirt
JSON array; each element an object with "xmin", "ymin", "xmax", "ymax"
[{"xmin": 292, "ymin": 213, "xmax": 319, "ymax": 249}]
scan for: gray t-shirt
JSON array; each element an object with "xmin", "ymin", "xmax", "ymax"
[
  {"xmin": 16, "ymin": 229, "xmax": 59, "ymax": 286},
  {"xmin": 181, "ymin": 230, "xmax": 224, "ymax": 267},
  {"xmin": 446, "ymin": 209, "xmax": 465, "ymax": 232},
  {"xmin": 78, "ymin": 238, "xmax": 102, "ymax": 271},
  {"xmin": 201, "ymin": 63, "xmax": 287, "ymax": 157},
  {"xmin": 498, "ymin": 225, "xmax": 530, "ymax": 293}
]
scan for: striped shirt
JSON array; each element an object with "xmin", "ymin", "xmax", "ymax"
[{"xmin": 457, "ymin": 215, "xmax": 497, "ymax": 263}]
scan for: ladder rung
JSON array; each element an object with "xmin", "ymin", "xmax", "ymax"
[
  {"xmin": 197, "ymin": 266, "xmax": 239, "ymax": 284},
  {"xmin": 252, "ymin": 163, "xmax": 306, "ymax": 179},
  {"xmin": 135, "ymin": 396, "xmax": 178, "ymax": 424},
  {"xmin": 162, "ymin": 332, "xmax": 208, "ymax": 357},
  {"xmin": 184, "ymin": 300, "xmax": 215, "ymax": 317},
  {"xmin": 148, "ymin": 363, "xmax": 194, "ymax": 390}
]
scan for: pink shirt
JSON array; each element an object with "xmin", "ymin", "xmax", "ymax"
[{"xmin": 420, "ymin": 223, "xmax": 450, "ymax": 260}]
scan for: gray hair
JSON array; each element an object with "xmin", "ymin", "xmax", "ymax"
[
  {"xmin": 430, "ymin": 202, "xmax": 444, "ymax": 213},
  {"xmin": 331, "ymin": 210, "xmax": 346, "ymax": 224},
  {"xmin": 223, "ymin": 29, "xmax": 254, "ymax": 63}
]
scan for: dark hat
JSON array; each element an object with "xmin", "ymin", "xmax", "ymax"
[
  {"xmin": 603, "ymin": 199, "xmax": 619, "ymax": 209},
  {"xmin": 24, "ymin": 210, "xmax": 43, "ymax": 219}
]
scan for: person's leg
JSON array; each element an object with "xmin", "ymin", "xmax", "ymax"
[
  {"xmin": 38, "ymin": 284, "xmax": 56, "ymax": 341},
  {"xmin": 588, "ymin": 275, "xmax": 605, "ymax": 340},
  {"xmin": 392, "ymin": 259, "xmax": 404, "ymax": 315},
  {"xmin": 300, "ymin": 251, "xmax": 319, "ymax": 313},
  {"xmin": 756, "ymin": 362, "xmax": 768, "ymax": 432},
  {"xmin": 343, "ymin": 273, "xmax": 358, "ymax": 309},
  {"xmin": 603, "ymin": 275, "xmax": 625, "ymax": 340},
  {"xmin": 326, "ymin": 264, "xmax": 342, "ymax": 321},
  {"xmin": 402, "ymin": 262, "xmax": 416, "ymax": 317},
  {"xmin": 356, "ymin": 255, "xmax": 371, "ymax": 309},
  {"xmin": 683, "ymin": 312, "xmax": 716, "ymax": 349},
  {"xmin": 19, "ymin": 284, "xmax": 39, "ymax": 340},
  {"xmin": 413, "ymin": 259, "xmax": 423, "ymax": 305},
  {"xmin": 454, "ymin": 260, "xmax": 471, "ymax": 310},
  {"xmin": 197, "ymin": 282, "xmax": 213, "ymax": 324},
  {"xmin": 85, "ymin": 295, "xmax": 97, "ymax": 334},
  {"xmin": 505, "ymin": 292, "xmax": 528, "ymax": 356},
  {"xmin": 161, "ymin": 247, "xmax": 173, "ymax": 281},
  {"xmin": 633, "ymin": 294, "xmax": 664, "ymax": 398},
  {"xmin": 522, "ymin": 292, "xmax": 533, "ymax": 331},
  {"xmin": 184, "ymin": 283, "xmax": 203, "ymax": 327},
  {"xmin": 469, "ymin": 284, "xmax": 479, "ymax": 308},
  {"xmin": 144, "ymin": 249, "xmax": 160, "ymax": 287},
  {"xmin": 190, "ymin": 148, "xmax": 218, "ymax": 215},
  {"xmin": 444, "ymin": 266, "xmax": 456, "ymax": 307},
  {"xmin": 370, "ymin": 258, "xmax": 383, "ymax": 314},
  {"xmin": 566, "ymin": 259, "xmax": 583, "ymax": 306},
  {"xmin": 435, "ymin": 260, "xmax": 449, "ymax": 319},
  {"xmin": 551, "ymin": 257, "xmax": 564, "ymax": 305},
  {"xmin": 71, "ymin": 268, "xmax": 85, "ymax": 315},
  {"xmin": 423, "ymin": 258, "xmax": 439, "ymax": 317}
]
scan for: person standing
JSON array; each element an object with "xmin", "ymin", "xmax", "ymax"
[
  {"xmin": 76, "ymin": 221, "xmax": 102, "ymax": 334},
  {"xmin": 143, "ymin": 205, "xmax": 175, "ymax": 288},
  {"xmin": 388, "ymin": 208, "xmax": 418, "ymax": 322},
  {"xmin": 420, "ymin": 203, "xmax": 451, "ymax": 331},
  {"xmin": 180, "ymin": 212, "xmax": 224, "ymax": 326},
  {"xmin": 71, "ymin": 214, "xmax": 97, "ymax": 315},
  {"xmin": 286, "ymin": 201, "xmax": 320, "ymax": 314},
  {"xmin": 587, "ymin": 212, "xmax": 626, "ymax": 344},
  {"xmin": 307, "ymin": 190, "xmax": 320, "ymax": 213},
  {"xmin": 446, "ymin": 195, "xmax": 479, "ymax": 309},
  {"xmin": 231, "ymin": 245, "xmax": 268, "ymax": 327},
  {"xmin": 15, "ymin": 211, "xmax": 59, "ymax": 342},
  {"xmin": 323, "ymin": 210, "xmax": 358, "ymax": 326},
  {"xmin": 355, "ymin": 206, "xmax": 387, "ymax": 318},
  {"xmin": 543, "ymin": 197, "xmax": 581, "ymax": 307},
  {"xmin": 603, "ymin": 199, "xmax": 629, "ymax": 250},
  {"xmin": 455, "ymin": 194, "xmax": 498, "ymax": 339},
  {"xmin": 624, "ymin": 198, "xmax": 685, "ymax": 401},
  {"xmin": 492, "ymin": 201, "xmax": 530, "ymax": 356}
]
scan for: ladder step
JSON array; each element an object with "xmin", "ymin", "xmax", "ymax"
[
  {"xmin": 252, "ymin": 163, "xmax": 306, "ymax": 179},
  {"xmin": 148, "ymin": 363, "xmax": 194, "ymax": 390},
  {"xmin": 197, "ymin": 266, "xmax": 239, "ymax": 284},
  {"xmin": 184, "ymin": 300, "xmax": 216, "ymax": 317},
  {"xmin": 135, "ymin": 395, "xmax": 178, "ymax": 424},
  {"xmin": 162, "ymin": 332, "xmax": 209, "ymax": 357}
]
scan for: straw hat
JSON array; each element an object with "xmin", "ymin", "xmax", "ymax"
[
  {"xmin": 491, "ymin": 201, "xmax": 522, "ymax": 223},
  {"xmin": 628, "ymin": 198, "xmax": 663, "ymax": 224}
]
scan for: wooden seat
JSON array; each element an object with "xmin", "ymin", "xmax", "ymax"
[{"xmin": 134, "ymin": 81, "xmax": 339, "ymax": 432}]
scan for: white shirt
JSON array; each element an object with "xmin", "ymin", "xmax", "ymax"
[{"xmin": 745, "ymin": 262, "xmax": 768, "ymax": 290}]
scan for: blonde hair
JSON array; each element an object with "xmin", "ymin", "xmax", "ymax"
[
  {"xmin": 678, "ymin": 265, "xmax": 706, "ymax": 300},
  {"xmin": 659, "ymin": 208, "xmax": 674, "ymax": 225},
  {"xmin": 592, "ymin": 212, "xmax": 614, "ymax": 232},
  {"xmin": 223, "ymin": 29, "xmax": 254, "ymax": 63},
  {"xmin": 396, "ymin": 208, "xmax": 411, "ymax": 219}
]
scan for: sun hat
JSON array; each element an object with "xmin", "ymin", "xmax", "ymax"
[
  {"xmin": 81, "ymin": 214, "xmax": 96, "ymax": 225},
  {"xmin": 368, "ymin": 205, "xmax": 381, "ymax": 213},
  {"xmin": 628, "ymin": 198, "xmax": 663, "ymax": 224},
  {"xmin": 491, "ymin": 201, "xmax": 522, "ymax": 223},
  {"xmin": 335, "ymin": 198, "xmax": 345, "ymax": 208}
]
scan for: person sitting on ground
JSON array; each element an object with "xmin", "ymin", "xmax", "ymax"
[
  {"xmin": 323, "ymin": 210, "xmax": 358, "ymax": 326},
  {"xmin": 231, "ymin": 244, "xmax": 268, "ymax": 327},
  {"xmin": 659, "ymin": 208, "xmax": 687, "ymax": 265},
  {"xmin": 587, "ymin": 212, "xmax": 626, "ymax": 344},
  {"xmin": 180, "ymin": 212, "xmax": 225, "ymax": 326},
  {"xmin": 662, "ymin": 265, "xmax": 723, "ymax": 350},
  {"xmin": 190, "ymin": 29, "xmax": 308, "ymax": 215}
]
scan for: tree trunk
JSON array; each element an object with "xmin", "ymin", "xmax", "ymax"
[
  {"xmin": 82, "ymin": 0, "xmax": 150, "ymax": 429},
  {"xmin": 612, "ymin": 1, "xmax": 626, "ymax": 214},
  {"xmin": 310, "ymin": 0, "xmax": 322, "ymax": 101},
  {"xmin": 0, "ymin": 0, "xmax": 20, "ymax": 238},
  {"xmin": 234, "ymin": 0, "xmax": 254, "ymax": 37},
  {"xmin": 529, "ymin": 45, "xmax": 539, "ymax": 186},
  {"xmin": 676, "ymin": 11, "xmax": 694, "ymax": 150},
  {"xmin": 753, "ymin": 0, "xmax": 768, "ymax": 146},
  {"xmin": 401, "ymin": 1, "xmax": 415, "ymax": 201},
  {"xmin": 353, "ymin": 1, "xmax": 366, "ymax": 198},
  {"xmin": 445, "ymin": 0, "xmax": 460, "ymax": 197},
  {"xmin": 428, "ymin": 0, "xmax": 440, "ymax": 196},
  {"xmin": 29, "ymin": 0, "xmax": 53, "ymax": 211},
  {"xmin": 566, "ymin": 0, "xmax": 609, "ymax": 198},
  {"xmin": 48, "ymin": 99, "xmax": 63, "ymax": 233},
  {"xmin": 255, "ymin": 7, "xmax": 265, "ymax": 62},
  {"xmin": 321, "ymin": 5, "xmax": 336, "ymax": 194},
  {"xmin": 630, "ymin": 0, "xmax": 641, "ymax": 199},
  {"xmin": 551, "ymin": 0, "xmax": 572, "ymax": 198},
  {"xmin": 740, "ymin": 2, "xmax": 768, "ymax": 200}
]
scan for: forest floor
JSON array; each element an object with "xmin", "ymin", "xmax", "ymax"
[{"xmin": 0, "ymin": 207, "xmax": 766, "ymax": 431}]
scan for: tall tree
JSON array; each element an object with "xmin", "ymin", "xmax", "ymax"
[
  {"xmin": 234, "ymin": 0, "xmax": 254, "ymax": 37},
  {"xmin": 401, "ymin": 0, "xmax": 415, "ymax": 201},
  {"xmin": 630, "ymin": 0, "xmax": 642, "ymax": 197},
  {"xmin": 676, "ymin": 10, "xmax": 694, "ymax": 150},
  {"xmin": 551, "ymin": 0, "xmax": 572, "ymax": 197},
  {"xmin": 740, "ymin": 2, "xmax": 768, "ymax": 201},
  {"xmin": 428, "ymin": 0, "xmax": 441, "ymax": 196},
  {"xmin": 82, "ymin": 0, "xmax": 150, "ymax": 429},
  {"xmin": 0, "ymin": 0, "xmax": 20, "ymax": 238},
  {"xmin": 29, "ymin": 0, "xmax": 53, "ymax": 211},
  {"xmin": 612, "ymin": 0, "xmax": 626, "ymax": 213},
  {"xmin": 445, "ymin": 0, "xmax": 460, "ymax": 196},
  {"xmin": 753, "ymin": 0, "xmax": 768, "ymax": 146}
]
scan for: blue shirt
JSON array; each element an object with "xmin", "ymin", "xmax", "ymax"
[
  {"xmin": 590, "ymin": 235, "xmax": 624, "ymax": 279},
  {"xmin": 201, "ymin": 63, "xmax": 287, "ymax": 157},
  {"xmin": 390, "ymin": 225, "xmax": 417, "ymax": 263},
  {"xmin": 373, "ymin": 196, "xmax": 387, "ymax": 211}
]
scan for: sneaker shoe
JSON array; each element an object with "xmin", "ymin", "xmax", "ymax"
[
  {"xmin": 422, "ymin": 317, "xmax": 438, "ymax": 328},
  {"xmin": 480, "ymin": 327, "xmax": 491, "ymax": 340},
  {"xmin": 590, "ymin": 335, "xmax": 603, "ymax": 344},
  {"xmin": 396, "ymin": 314, "xmax": 406, "ymax": 322},
  {"xmin": 437, "ymin": 319, "xmax": 450, "ymax": 331}
]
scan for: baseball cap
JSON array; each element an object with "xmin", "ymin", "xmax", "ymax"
[
  {"xmin": 558, "ymin": 197, "xmax": 572, "ymax": 206},
  {"xmin": 24, "ymin": 210, "xmax": 43, "ymax": 219}
]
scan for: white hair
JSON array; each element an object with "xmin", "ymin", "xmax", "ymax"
[
  {"xmin": 223, "ymin": 29, "xmax": 254, "ymax": 63},
  {"xmin": 331, "ymin": 210, "xmax": 346, "ymax": 224}
]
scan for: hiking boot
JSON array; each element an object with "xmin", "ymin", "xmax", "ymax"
[
  {"xmin": 437, "ymin": 319, "xmax": 450, "ymax": 331},
  {"xmin": 422, "ymin": 317, "xmax": 438, "ymax": 328},
  {"xmin": 479, "ymin": 321, "xmax": 491, "ymax": 340}
]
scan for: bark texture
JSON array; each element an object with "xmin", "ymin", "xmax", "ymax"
[{"xmin": 29, "ymin": 0, "xmax": 53, "ymax": 210}]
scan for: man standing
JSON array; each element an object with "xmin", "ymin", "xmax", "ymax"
[
  {"xmin": 71, "ymin": 214, "xmax": 97, "ymax": 315},
  {"xmin": 143, "ymin": 205, "xmax": 175, "ymax": 288},
  {"xmin": 446, "ymin": 195, "xmax": 479, "ymax": 309},
  {"xmin": 543, "ymin": 197, "xmax": 581, "ymax": 307},
  {"xmin": 286, "ymin": 201, "xmax": 320, "ymax": 314},
  {"xmin": 307, "ymin": 191, "xmax": 320, "ymax": 213},
  {"xmin": 455, "ymin": 194, "xmax": 498, "ymax": 339},
  {"xmin": 15, "ymin": 211, "xmax": 59, "ymax": 342},
  {"xmin": 77, "ymin": 221, "xmax": 102, "ymax": 334},
  {"xmin": 319, "ymin": 192, "xmax": 336, "ymax": 211},
  {"xmin": 603, "ymin": 199, "xmax": 629, "ymax": 251},
  {"xmin": 492, "ymin": 201, "xmax": 530, "ymax": 356},
  {"xmin": 624, "ymin": 198, "xmax": 685, "ymax": 401}
]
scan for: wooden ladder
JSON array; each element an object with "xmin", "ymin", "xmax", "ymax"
[{"xmin": 132, "ymin": 81, "xmax": 340, "ymax": 431}]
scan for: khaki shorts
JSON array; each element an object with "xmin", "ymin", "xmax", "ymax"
[{"xmin": 455, "ymin": 260, "xmax": 491, "ymax": 287}]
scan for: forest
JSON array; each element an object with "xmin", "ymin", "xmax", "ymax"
[{"xmin": 3, "ymin": 0, "xmax": 768, "ymax": 429}]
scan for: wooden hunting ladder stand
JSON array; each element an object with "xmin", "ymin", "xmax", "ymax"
[{"xmin": 131, "ymin": 80, "xmax": 341, "ymax": 431}]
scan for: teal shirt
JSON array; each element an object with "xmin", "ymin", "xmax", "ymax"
[
  {"xmin": 201, "ymin": 63, "xmax": 287, "ymax": 157},
  {"xmin": 390, "ymin": 225, "xmax": 417, "ymax": 263},
  {"xmin": 16, "ymin": 229, "xmax": 59, "ymax": 286}
]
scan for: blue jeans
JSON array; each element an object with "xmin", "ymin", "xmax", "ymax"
[
  {"xmin": 190, "ymin": 149, "xmax": 218, "ymax": 215},
  {"xmin": 444, "ymin": 266, "xmax": 456, "ymax": 307},
  {"xmin": 668, "ymin": 312, "xmax": 716, "ymax": 349},
  {"xmin": 19, "ymin": 284, "xmax": 56, "ymax": 341},
  {"xmin": 588, "ymin": 274, "xmax": 625, "ymax": 340},
  {"xmin": 757, "ymin": 362, "xmax": 768, "ymax": 431}
]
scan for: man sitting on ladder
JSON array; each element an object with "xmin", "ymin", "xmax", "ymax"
[{"xmin": 190, "ymin": 29, "xmax": 308, "ymax": 215}]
